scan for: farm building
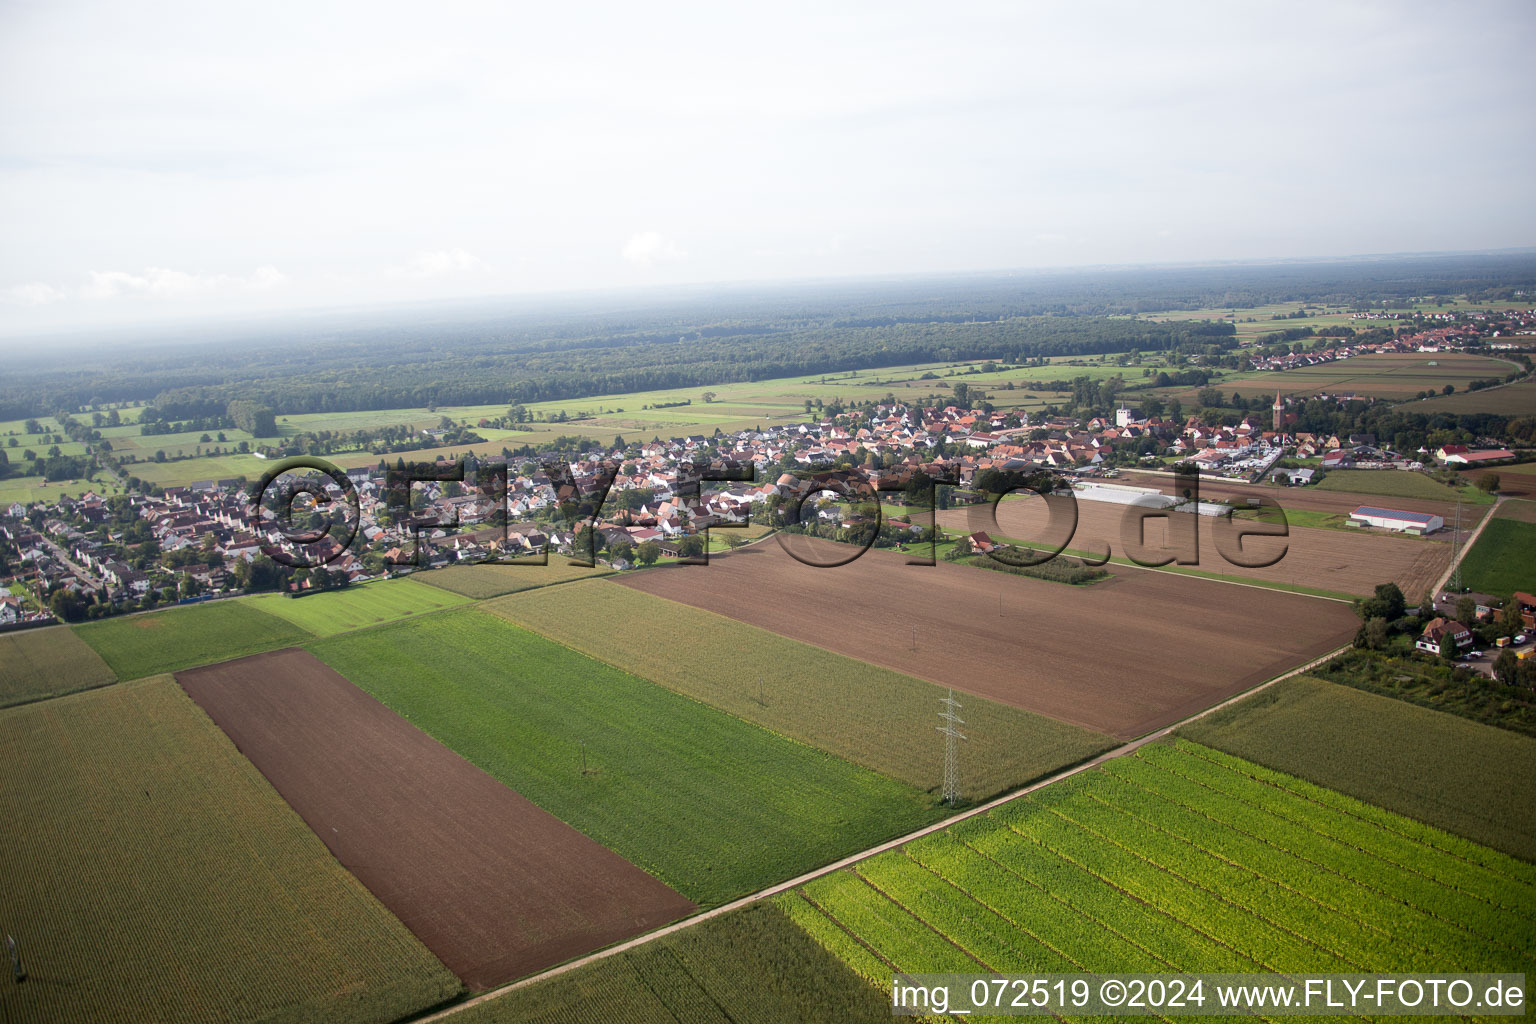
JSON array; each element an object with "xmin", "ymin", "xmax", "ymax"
[
  {"xmin": 1435, "ymin": 445, "xmax": 1516, "ymax": 466},
  {"xmin": 964, "ymin": 531, "xmax": 998, "ymax": 554},
  {"xmin": 1416, "ymin": 617, "xmax": 1473, "ymax": 654},
  {"xmin": 1514, "ymin": 592, "xmax": 1536, "ymax": 630},
  {"xmin": 1348, "ymin": 505, "xmax": 1444, "ymax": 535}
]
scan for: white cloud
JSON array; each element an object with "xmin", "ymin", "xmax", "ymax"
[
  {"xmin": 1, "ymin": 282, "xmax": 67, "ymax": 306},
  {"xmin": 621, "ymin": 231, "xmax": 686, "ymax": 268},
  {"xmin": 401, "ymin": 248, "xmax": 486, "ymax": 278},
  {"xmin": 78, "ymin": 265, "xmax": 287, "ymax": 301}
]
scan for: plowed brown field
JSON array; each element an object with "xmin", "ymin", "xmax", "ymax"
[
  {"xmin": 615, "ymin": 540, "xmax": 1357, "ymax": 740},
  {"xmin": 177, "ymin": 649, "xmax": 695, "ymax": 990},
  {"xmin": 938, "ymin": 493, "xmax": 1448, "ymax": 600}
]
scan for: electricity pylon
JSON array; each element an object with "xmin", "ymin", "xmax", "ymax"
[
  {"xmin": 937, "ymin": 689, "xmax": 967, "ymax": 806},
  {"xmin": 1448, "ymin": 494, "xmax": 1464, "ymax": 592}
]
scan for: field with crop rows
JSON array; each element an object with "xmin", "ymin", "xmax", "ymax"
[
  {"xmin": 417, "ymin": 558, "xmax": 615, "ymax": 598},
  {"xmin": 781, "ymin": 741, "xmax": 1536, "ymax": 1002},
  {"xmin": 622, "ymin": 539, "xmax": 1359, "ymax": 738},
  {"xmin": 310, "ymin": 608, "xmax": 943, "ymax": 906},
  {"xmin": 0, "ymin": 626, "xmax": 115, "ymax": 706},
  {"xmin": 448, "ymin": 901, "xmax": 892, "ymax": 1024},
  {"xmin": 1168, "ymin": 352, "xmax": 1516, "ymax": 402},
  {"xmin": 1181, "ymin": 675, "xmax": 1536, "ymax": 860},
  {"xmin": 73, "ymin": 599, "xmax": 312, "ymax": 679},
  {"xmin": 489, "ymin": 579, "xmax": 1113, "ymax": 797},
  {"xmin": 1468, "ymin": 465, "xmax": 1536, "ymax": 499},
  {"xmin": 242, "ymin": 577, "xmax": 471, "ymax": 635},
  {"xmin": 1313, "ymin": 467, "xmax": 1493, "ymax": 503},
  {"xmin": 0, "ymin": 676, "xmax": 460, "ymax": 1024},
  {"xmin": 1409, "ymin": 378, "xmax": 1536, "ymax": 415},
  {"xmin": 1458, "ymin": 509, "xmax": 1536, "ymax": 596},
  {"xmin": 180, "ymin": 649, "xmax": 694, "ymax": 989}
]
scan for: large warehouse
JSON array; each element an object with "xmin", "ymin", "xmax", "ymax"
[{"xmin": 1348, "ymin": 505, "xmax": 1445, "ymax": 535}]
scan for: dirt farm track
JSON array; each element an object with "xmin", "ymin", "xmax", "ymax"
[
  {"xmin": 616, "ymin": 540, "xmax": 1358, "ymax": 740},
  {"xmin": 177, "ymin": 649, "xmax": 695, "ymax": 990},
  {"xmin": 938, "ymin": 493, "xmax": 1450, "ymax": 601}
]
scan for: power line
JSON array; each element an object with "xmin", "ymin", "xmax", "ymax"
[
  {"xmin": 1448, "ymin": 493, "xmax": 1464, "ymax": 593},
  {"xmin": 937, "ymin": 688, "xmax": 967, "ymax": 806}
]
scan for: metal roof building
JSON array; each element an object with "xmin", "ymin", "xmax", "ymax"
[{"xmin": 1348, "ymin": 505, "xmax": 1444, "ymax": 535}]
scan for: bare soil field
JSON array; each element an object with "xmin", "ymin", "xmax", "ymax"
[
  {"xmin": 1464, "ymin": 464, "xmax": 1536, "ymax": 500},
  {"xmin": 615, "ymin": 541, "xmax": 1357, "ymax": 740},
  {"xmin": 940, "ymin": 492, "xmax": 1448, "ymax": 601},
  {"xmin": 177, "ymin": 649, "xmax": 695, "ymax": 990},
  {"xmin": 1116, "ymin": 470, "xmax": 1456, "ymax": 518},
  {"xmin": 1495, "ymin": 498, "xmax": 1536, "ymax": 523}
]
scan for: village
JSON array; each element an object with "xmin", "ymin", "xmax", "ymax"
[{"xmin": 1, "ymin": 374, "xmax": 1524, "ymax": 628}]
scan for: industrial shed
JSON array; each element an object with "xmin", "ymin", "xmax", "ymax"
[{"xmin": 1348, "ymin": 505, "xmax": 1445, "ymax": 535}]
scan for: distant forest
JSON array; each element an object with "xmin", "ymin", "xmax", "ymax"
[{"xmin": 2, "ymin": 252, "xmax": 1533, "ymax": 421}]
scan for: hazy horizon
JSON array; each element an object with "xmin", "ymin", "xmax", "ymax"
[{"xmin": 3, "ymin": 0, "xmax": 1534, "ymax": 334}]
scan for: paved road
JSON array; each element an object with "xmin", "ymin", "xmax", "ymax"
[{"xmin": 38, "ymin": 535, "xmax": 108, "ymax": 589}]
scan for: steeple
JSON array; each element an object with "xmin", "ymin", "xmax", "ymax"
[{"xmin": 1272, "ymin": 391, "xmax": 1284, "ymax": 434}]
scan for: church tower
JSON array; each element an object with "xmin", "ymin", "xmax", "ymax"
[{"xmin": 1272, "ymin": 391, "xmax": 1284, "ymax": 434}]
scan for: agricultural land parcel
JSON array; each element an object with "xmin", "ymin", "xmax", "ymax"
[
  {"xmin": 178, "ymin": 649, "xmax": 696, "ymax": 990},
  {"xmin": 618, "ymin": 539, "xmax": 1359, "ymax": 739},
  {"xmin": 0, "ymin": 676, "xmax": 460, "ymax": 1024},
  {"xmin": 1163, "ymin": 351, "xmax": 1517, "ymax": 402},
  {"xmin": 0, "ymin": 626, "xmax": 114, "ymax": 706},
  {"xmin": 447, "ymin": 902, "xmax": 894, "ymax": 1024},
  {"xmin": 1117, "ymin": 468, "xmax": 1461, "ymax": 517},
  {"xmin": 66, "ymin": 578, "xmax": 473, "ymax": 683},
  {"xmin": 781, "ymin": 742, "xmax": 1535, "ymax": 1003},
  {"xmin": 488, "ymin": 579, "xmax": 1113, "ymax": 798},
  {"xmin": 242, "ymin": 577, "xmax": 471, "ymax": 635},
  {"xmin": 1409, "ymin": 377, "xmax": 1536, "ymax": 415},
  {"xmin": 1457, "ymin": 499, "xmax": 1536, "ymax": 596},
  {"xmin": 1464, "ymin": 460, "xmax": 1536, "ymax": 499},
  {"xmin": 938, "ymin": 492, "xmax": 1450, "ymax": 601},
  {"xmin": 1181, "ymin": 675, "xmax": 1536, "ymax": 860},
  {"xmin": 418, "ymin": 558, "xmax": 614, "ymax": 599},
  {"xmin": 73, "ymin": 599, "xmax": 312, "ymax": 680},
  {"xmin": 310, "ymin": 607, "xmax": 944, "ymax": 907},
  {"xmin": 15, "ymin": 350, "xmax": 1112, "ymax": 493},
  {"xmin": 1313, "ymin": 467, "xmax": 1494, "ymax": 504}
]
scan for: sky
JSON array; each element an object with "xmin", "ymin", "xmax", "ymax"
[{"xmin": 1, "ymin": 0, "xmax": 1534, "ymax": 333}]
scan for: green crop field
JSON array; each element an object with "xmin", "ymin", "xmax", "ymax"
[
  {"xmin": 489, "ymin": 580, "xmax": 1112, "ymax": 798},
  {"xmin": 0, "ymin": 626, "xmax": 116, "ymax": 706},
  {"xmin": 0, "ymin": 676, "xmax": 460, "ymax": 1024},
  {"xmin": 242, "ymin": 577, "xmax": 471, "ymax": 636},
  {"xmin": 780, "ymin": 740, "xmax": 1536, "ymax": 998},
  {"xmin": 74, "ymin": 599, "xmax": 313, "ymax": 680},
  {"xmin": 1313, "ymin": 467, "xmax": 1491, "ymax": 503},
  {"xmin": 1180, "ymin": 675, "xmax": 1536, "ymax": 860},
  {"xmin": 417, "ymin": 559, "xmax": 615, "ymax": 599},
  {"xmin": 1407, "ymin": 378, "xmax": 1536, "ymax": 415},
  {"xmin": 310, "ymin": 608, "xmax": 943, "ymax": 907},
  {"xmin": 1458, "ymin": 514, "xmax": 1536, "ymax": 596},
  {"xmin": 0, "ymin": 476, "xmax": 127, "ymax": 505},
  {"xmin": 448, "ymin": 901, "xmax": 891, "ymax": 1024}
]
